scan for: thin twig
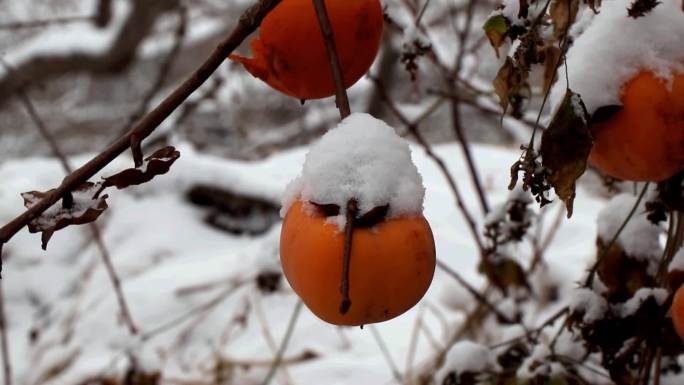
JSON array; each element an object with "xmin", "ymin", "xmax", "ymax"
[
  {"xmin": 437, "ymin": 260, "xmax": 513, "ymax": 323},
  {"xmin": 0, "ymin": 0, "xmax": 284, "ymax": 268},
  {"xmin": 448, "ymin": 0, "xmax": 489, "ymax": 215},
  {"xmin": 260, "ymin": 301, "xmax": 303, "ymax": 385},
  {"xmin": 0, "ymin": 277, "xmax": 11, "ymax": 385},
  {"xmin": 18, "ymin": 89, "xmax": 139, "ymax": 334},
  {"xmin": 311, "ymin": 0, "xmax": 351, "ymax": 120},
  {"xmin": 369, "ymin": 325, "xmax": 404, "ymax": 383}
]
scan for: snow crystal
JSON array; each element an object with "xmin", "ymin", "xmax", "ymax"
[
  {"xmin": 615, "ymin": 287, "xmax": 668, "ymax": 318},
  {"xmin": 550, "ymin": 0, "xmax": 684, "ymax": 114},
  {"xmin": 281, "ymin": 113, "xmax": 425, "ymax": 228},
  {"xmin": 435, "ymin": 341, "xmax": 496, "ymax": 381},
  {"xmin": 596, "ymin": 192, "xmax": 663, "ymax": 273},
  {"xmin": 570, "ymin": 288, "xmax": 608, "ymax": 324},
  {"xmin": 669, "ymin": 246, "xmax": 684, "ymax": 273}
]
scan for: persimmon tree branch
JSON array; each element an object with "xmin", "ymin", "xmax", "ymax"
[
  {"xmin": 0, "ymin": 0, "xmax": 283, "ymax": 271},
  {"xmin": 18, "ymin": 89, "xmax": 139, "ymax": 334},
  {"xmin": 311, "ymin": 0, "xmax": 351, "ymax": 120}
]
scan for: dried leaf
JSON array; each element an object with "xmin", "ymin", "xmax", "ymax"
[
  {"xmin": 493, "ymin": 57, "xmax": 528, "ymax": 116},
  {"xmin": 480, "ymin": 258, "xmax": 529, "ymax": 293},
  {"xmin": 540, "ymin": 90, "xmax": 593, "ymax": 218},
  {"xmin": 542, "ymin": 46, "xmax": 562, "ymax": 93},
  {"xmin": 493, "ymin": 57, "xmax": 515, "ymax": 111},
  {"xmin": 22, "ymin": 183, "xmax": 108, "ymax": 250},
  {"xmin": 550, "ymin": 0, "xmax": 579, "ymax": 37},
  {"xmin": 483, "ymin": 14, "xmax": 508, "ymax": 58},
  {"xmin": 627, "ymin": 0, "xmax": 661, "ymax": 18},
  {"xmin": 100, "ymin": 146, "xmax": 180, "ymax": 191}
]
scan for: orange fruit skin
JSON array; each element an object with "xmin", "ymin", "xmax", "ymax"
[
  {"xmin": 280, "ymin": 200, "xmax": 436, "ymax": 326},
  {"xmin": 672, "ymin": 285, "xmax": 684, "ymax": 342},
  {"xmin": 589, "ymin": 71, "xmax": 684, "ymax": 182},
  {"xmin": 229, "ymin": 0, "xmax": 383, "ymax": 100}
]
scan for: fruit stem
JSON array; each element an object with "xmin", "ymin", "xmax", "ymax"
[{"xmin": 340, "ymin": 199, "xmax": 358, "ymax": 314}]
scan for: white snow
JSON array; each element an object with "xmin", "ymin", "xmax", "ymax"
[
  {"xmin": 550, "ymin": 0, "xmax": 684, "ymax": 114},
  {"xmin": 614, "ymin": 287, "xmax": 668, "ymax": 318},
  {"xmin": 435, "ymin": 341, "xmax": 496, "ymax": 381},
  {"xmin": 570, "ymin": 288, "xmax": 608, "ymax": 324},
  {"xmin": 596, "ymin": 192, "xmax": 663, "ymax": 273},
  {"xmin": 281, "ymin": 113, "xmax": 425, "ymax": 228}
]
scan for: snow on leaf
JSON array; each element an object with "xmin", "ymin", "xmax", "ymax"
[
  {"xmin": 540, "ymin": 89, "xmax": 592, "ymax": 218},
  {"xmin": 21, "ymin": 182, "xmax": 108, "ymax": 250},
  {"xmin": 99, "ymin": 146, "xmax": 180, "ymax": 192}
]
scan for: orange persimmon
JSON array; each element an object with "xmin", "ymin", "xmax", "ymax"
[
  {"xmin": 589, "ymin": 71, "xmax": 684, "ymax": 181},
  {"xmin": 280, "ymin": 200, "xmax": 435, "ymax": 326},
  {"xmin": 672, "ymin": 284, "xmax": 684, "ymax": 342},
  {"xmin": 229, "ymin": 0, "xmax": 383, "ymax": 100}
]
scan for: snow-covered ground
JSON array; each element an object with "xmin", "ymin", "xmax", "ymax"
[{"xmin": 0, "ymin": 139, "xmax": 608, "ymax": 385}]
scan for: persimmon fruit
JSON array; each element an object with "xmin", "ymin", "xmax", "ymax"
[
  {"xmin": 280, "ymin": 200, "xmax": 436, "ymax": 326},
  {"xmin": 589, "ymin": 70, "xmax": 684, "ymax": 181},
  {"xmin": 671, "ymin": 284, "xmax": 684, "ymax": 342},
  {"xmin": 229, "ymin": 0, "xmax": 383, "ymax": 100}
]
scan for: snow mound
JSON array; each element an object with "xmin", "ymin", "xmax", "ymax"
[
  {"xmin": 570, "ymin": 288, "xmax": 608, "ymax": 324},
  {"xmin": 596, "ymin": 192, "xmax": 662, "ymax": 273},
  {"xmin": 435, "ymin": 341, "xmax": 496, "ymax": 381},
  {"xmin": 551, "ymin": 0, "xmax": 684, "ymax": 114},
  {"xmin": 281, "ymin": 113, "xmax": 425, "ymax": 226}
]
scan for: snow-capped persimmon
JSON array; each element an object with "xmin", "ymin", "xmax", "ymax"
[
  {"xmin": 589, "ymin": 70, "xmax": 684, "ymax": 182},
  {"xmin": 671, "ymin": 284, "xmax": 684, "ymax": 342},
  {"xmin": 280, "ymin": 200, "xmax": 436, "ymax": 326},
  {"xmin": 229, "ymin": 0, "xmax": 383, "ymax": 100}
]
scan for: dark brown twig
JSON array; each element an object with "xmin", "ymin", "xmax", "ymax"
[
  {"xmin": 0, "ymin": 0, "xmax": 284, "ymax": 268},
  {"xmin": 0, "ymin": 277, "xmax": 11, "ymax": 385},
  {"xmin": 311, "ymin": 0, "xmax": 351, "ymax": 120},
  {"xmin": 340, "ymin": 199, "xmax": 358, "ymax": 314}
]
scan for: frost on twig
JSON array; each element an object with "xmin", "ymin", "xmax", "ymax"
[{"xmin": 22, "ymin": 183, "xmax": 108, "ymax": 250}]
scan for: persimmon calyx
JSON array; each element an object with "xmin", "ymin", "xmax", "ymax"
[{"xmin": 309, "ymin": 200, "xmax": 389, "ymax": 228}]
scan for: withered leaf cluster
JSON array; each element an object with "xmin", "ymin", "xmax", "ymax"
[{"xmin": 21, "ymin": 146, "xmax": 180, "ymax": 250}]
